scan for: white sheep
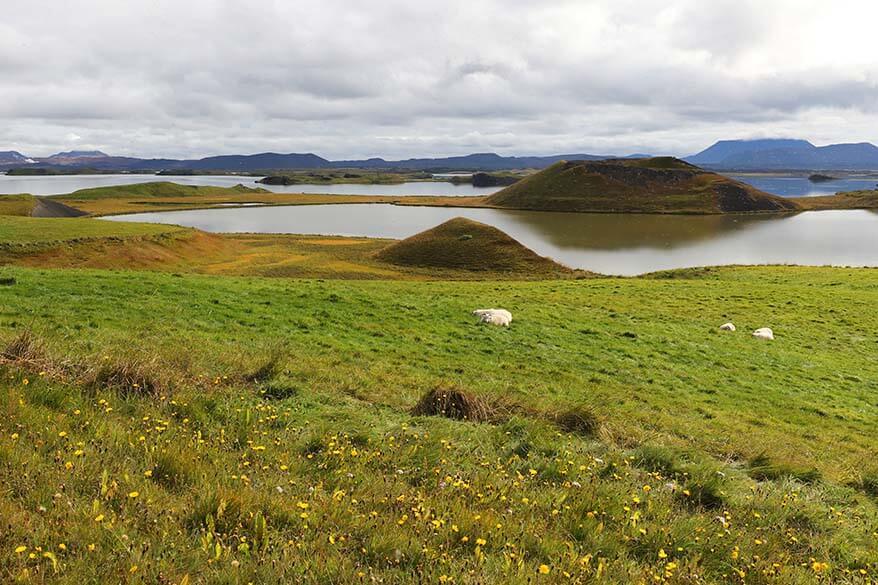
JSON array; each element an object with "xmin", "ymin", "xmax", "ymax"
[
  {"xmin": 472, "ymin": 309, "xmax": 512, "ymax": 327},
  {"xmin": 719, "ymin": 323, "xmax": 736, "ymax": 332},
  {"xmin": 752, "ymin": 327, "xmax": 774, "ymax": 340}
]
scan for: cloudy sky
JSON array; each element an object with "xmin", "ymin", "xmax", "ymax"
[{"xmin": 2, "ymin": 0, "xmax": 877, "ymax": 159}]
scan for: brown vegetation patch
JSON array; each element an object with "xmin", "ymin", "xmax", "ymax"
[
  {"xmin": 85, "ymin": 356, "xmax": 167, "ymax": 398},
  {"xmin": 551, "ymin": 404, "xmax": 602, "ymax": 437},
  {"xmin": 2, "ymin": 330, "xmax": 46, "ymax": 367},
  {"xmin": 411, "ymin": 385, "xmax": 495, "ymax": 423}
]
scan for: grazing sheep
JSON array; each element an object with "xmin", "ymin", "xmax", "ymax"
[
  {"xmin": 719, "ymin": 323, "xmax": 736, "ymax": 332},
  {"xmin": 752, "ymin": 327, "xmax": 774, "ymax": 340},
  {"xmin": 472, "ymin": 309, "xmax": 512, "ymax": 327}
]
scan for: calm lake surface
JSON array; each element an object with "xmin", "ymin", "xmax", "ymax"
[
  {"xmin": 726, "ymin": 174, "xmax": 878, "ymax": 197},
  {"xmin": 105, "ymin": 205, "xmax": 878, "ymax": 275},
  {"xmin": 0, "ymin": 174, "xmax": 502, "ymax": 196},
  {"xmin": 5, "ymin": 172, "xmax": 877, "ymax": 198}
]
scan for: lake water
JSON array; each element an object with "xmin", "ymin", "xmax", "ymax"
[
  {"xmin": 726, "ymin": 174, "xmax": 878, "ymax": 197},
  {"xmin": 3, "ymin": 171, "xmax": 876, "ymax": 198},
  {"xmin": 105, "ymin": 205, "xmax": 878, "ymax": 275},
  {"xmin": 0, "ymin": 174, "xmax": 502, "ymax": 197}
]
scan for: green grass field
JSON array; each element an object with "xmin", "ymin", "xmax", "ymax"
[
  {"xmin": 0, "ymin": 216, "xmax": 185, "ymax": 248},
  {"xmin": 1, "ymin": 266, "xmax": 877, "ymax": 583}
]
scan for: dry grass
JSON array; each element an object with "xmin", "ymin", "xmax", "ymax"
[
  {"xmin": 411, "ymin": 385, "xmax": 495, "ymax": 423},
  {"xmin": 84, "ymin": 356, "xmax": 167, "ymax": 398},
  {"xmin": 2, "ymin": 330, "xmax": 169, "ymax": 398},
  {"xmin": 1, "ymin": 330, "xmax": 45, "ymax": 366},
  {"xmin": 551, "ymin": 404, "xmax": 602, "ymax": 437}
]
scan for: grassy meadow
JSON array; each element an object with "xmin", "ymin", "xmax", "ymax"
[
  {"xmin": 1, "ymin": 181, "xmax": 878, "ymax": 583},
  {"xmin": 1, "ymin": 265, "xmax": 877, "ymax": 583}
]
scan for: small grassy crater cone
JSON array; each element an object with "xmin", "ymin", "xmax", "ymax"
[
  {"xmin": 485, "ymin": 157, "xmax": 800, "ymax": 214},
  {"xmin": 375, "ymin": 217, "xmax": 567, "ymax": 273},
  {"xmin": 411, "ymin": 385, "xmax": 494, "ymax": 423}
]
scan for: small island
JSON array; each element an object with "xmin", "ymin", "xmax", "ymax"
[{"xmin": 808, "ymin": 173, "xmax": 836, "ymax": 183}]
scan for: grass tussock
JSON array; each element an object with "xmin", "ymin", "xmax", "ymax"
[
  {"xmin": 84, "ymin": 355, "xmax": 167, "ymax": 398},
  {"xmin": 858, "ymin": 471, "xmax": 878, "ymax": 499},
  {"xmin": 259, "ymin": 382, "xmax": 299, "ymax": 400},
  {"xmin": 748, "ymin": 453, "xmax": 822, "ymax": 485},
  {"xmin": 2, "ymin": 329, "xmax": 45, "ymax": 365},
  {"xmin": 3, "ymin": 330, "xmax": 173, "ymax": 399},
  {"xmin": 411, "ymin": 385, "xmax": 495, "ymax": 423},
  {"xmin": 633, "ymin": 444, "xmax": 684, "ymax": 476},
  {"xmin": 243, "ymin": 357, "xmax": 283, "ymax": 383},
  {"xmin": 551, "ymin": 404, "xmax": 602, "ymax": 437},
  {"xmin": 681, "ymin": 467, "xmax": 727, "ymax": 509},
  {"xmin": 150, "ymin": 451, "xmax": 193, "ymax": 491}
]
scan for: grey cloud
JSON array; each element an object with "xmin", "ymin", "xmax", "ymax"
[{"xmin": 0, "ymin": 0, "xmax": 876, "ymax": 158}]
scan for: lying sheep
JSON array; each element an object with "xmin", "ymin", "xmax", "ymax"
[
  {"xmin": 473, "ymin": 309, "xmax": 512, "ymax": 327},
  {"xmin": 719, "ymin": 322, "xmax": 736, "ymax": 332},
  {"xmin": 752, "ymin": 327, "xmax": 774, "ymax": 340}
]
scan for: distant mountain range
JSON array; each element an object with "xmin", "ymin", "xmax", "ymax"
[
  {"xmin": 0, "ymin": 150, "xmax": 645, "ymax": 172},
  {"xmin": 686, "ymin": 139, "xmax": 878, "ymax": 170},
  {"xmin": 3, "ymin": 139, "xmax": 878, "ymax": 172},
  {"xmin": 0, "ymin": 151, "xmax": 37, "ymax": 165}
]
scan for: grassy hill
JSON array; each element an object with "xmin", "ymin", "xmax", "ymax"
[
  {"xmin": 375, "ymin": 217, "xmax": 569, "ymax": 273},
  {"xmin": 0, "ymin": 266, "xmax": 876, "ymax": 582},
  {"xmin": 57, "ymin": 181, "xmax": 269, "ymax": 201},
  {"xmin": 486, "ymin": 158, "xmax": 802, "ymax": 214}
]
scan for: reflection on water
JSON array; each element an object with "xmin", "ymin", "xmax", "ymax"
[
  {"xmin": 492, "ymin": 209, "xmax": 783, "ymax": 250},
  {"xmin": 0, "ymin": 174, "xmax": 501, "ymax": 197},
  {"xmin": 104, "ymin": 205, "xmax": 878, "ymax": 275}
]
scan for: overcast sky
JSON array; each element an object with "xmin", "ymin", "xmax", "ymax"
[{"xmin": 2, "ymin": 0, "xmax": 877, "ymax": 159}]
